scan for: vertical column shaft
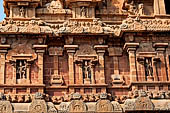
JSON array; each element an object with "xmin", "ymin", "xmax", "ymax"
[
  {"xmin": 154, "ymin": 0, "xmax": 160, "ymax": 14},
  {"xmin": 37, "ymin": 52, "xmax": 44, "ymax": 84},
  {"xmin": 154, "ymin": 0, "xmax": 166, "ymax": 14},
  {"xmin": 94, "ymin": 45, "xmax": 108, "ymax": 84},
  {"xmin": 0, "ymin": 53, "xmax": 6, "ymax": 84},
  {"xmin": 124, "ymin": 43, "xmax": 139, "ymax": 83},
  {"xmin": 113, "ymin": 57, "xmax": 119, "ymax": 75},
  {"xmin": 154, "ymin": 43, "xmax": 168, "ymax": 81},
  {"xmin": 54, "ymin": 56, "xmax": 59, "ymax": 76},
  {"xmin": 0, "ymin": 45, "xmax": 10, "ymax": 84},
  {"xmin": 68, "ymin": 53, "xmax": 75, "ymax": 84},
  {"xmin": 159, "ymin": 0, "xmax": 166, "ymax": 14},
  {"xmin": 64, "ymin": 45, "xmax": 78, "ymax": 85},
  {"xmin": 33, "ymin": 45, "xmax": 47, "ymax": 85}
]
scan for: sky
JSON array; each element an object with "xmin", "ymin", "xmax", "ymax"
[{"xmin": 0, "ymin": 0, "xmax": 6, "ymax": 22}]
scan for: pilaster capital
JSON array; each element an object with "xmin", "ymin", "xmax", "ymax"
[
  {"xmin": 33, "ymin": 45, "xmax": 47, "ymax": 53},
  {"xmin": 0, "ymin": 45, "xmax": 11, "ymax": 53},
  {"xmin": 64, "ymin": 45, "xmax": 78, "ymax": 53},
  {"xmin": 153, "ymin": 43, "xmax": 168, "ymax": 51},
  {"xmin": 94, "ymin": 45, "xmax": 108, "ymax": 54},
  {"xmin": 123, "ymin": 43, "xmax": 139, "ymax": 53}
]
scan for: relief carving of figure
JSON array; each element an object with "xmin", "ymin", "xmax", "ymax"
[
  {"xmin": 144, "ymin": 58, "xmax": 153, "ymax": 78},
  {"xmin": 80, "ymin": 7, "xmax": 87, "ymax": 18},
  {"xmin": 137, "ymin": 3, "xmax": 144, "ymax": 15},
  {"xmin": 73, "ymin": 104, "xmax": 80, "ymax": 111},
  {"xmin": 0, "ymin": 101, "xmax": 13, "ymax": 113},
  {"xmin": 19, "ymin": 7, "xmax": 25, "ymax": 17},
  {"xmin": 122, "ymin": 0, "xmax": 137, "ymax": 15},
  {"xmin": 47, "ymin": 0, "xmax": 63, "ymax": 13},
  {"xmin": 83, "ymin": 61, "xmax": 91, "ymax": 80},
  {"xmin": 0, "ymin": 105, "xmax": 6, "ymax": 113},
  {"xmin": 17, "ymin": 60, "xmax": 27, "ymax": 79},
  {"xmin": 50, "ymin": 0, "xmax": 62, "ymax": 9}
]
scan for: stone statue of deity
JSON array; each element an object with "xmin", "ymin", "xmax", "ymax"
[
  {"xmin": 144, "ymin": 58, "xmax": 153, "ymax": 77},
  {"xmin": 83, "ymin": 61, "xmax": 91, "ymax": 80},
  {"xmin": 19, "ymin": 7, "xmax": 25, "ymax": 17},
  {"xmin": 17, "ymin": 60, "xmax": 27, "ymax": 79},
  {"xmin": 80, "ymin": 7, "xmax": 87, "ymax": 18}
]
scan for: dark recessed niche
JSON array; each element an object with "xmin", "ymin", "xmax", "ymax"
[{"xmin": 165, "ymin": 0, "xmax": 170, "ymax": 14}]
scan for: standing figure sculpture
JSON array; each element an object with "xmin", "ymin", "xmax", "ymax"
[
  {"xmin": 80, "ymin": 7, "xmax": 87, "ymax": 18},
  {"xmin": 83, "ymin": 61, "xmax": 92, "ymax": 83},
  {"xmin": 19, "ymin": 7, "xmax": 25, "ymax": 17},
  {"xmin": 137, "ymin": 3, "xmax": 144, "ymax": 15},
  {"xmin": 17, "ymin": 60, "xmax": 27, "ymax": 79},
  {"xmin": 144, "ymin": 58, "xmax": 153, "ymax": 79}
]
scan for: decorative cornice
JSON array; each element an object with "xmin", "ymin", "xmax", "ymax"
[{"xmin": 1, "ymin": 17, "xmax": 170, "ymax": 36}]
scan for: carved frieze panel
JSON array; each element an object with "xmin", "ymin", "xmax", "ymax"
[
  {"xmin": 134, "ymin": 96, "xmax": 154, "ymax": 110},
  {"xmin": 111, "ymin": 101, "xmax": 122, "ymax": 112},
  {"xmin": 124, "ymin": 99, "xmax": 135, "ymax": 111},
  {"xmin": 0, "ymin": 101, "xmax": 13, "ymax": 113},
  {"xmin": 96, "ymin": 99, "xmax": 114, "ymax": 112},
  {"xmin": 2, "ymin": 20, "xmax": 19, "ymax": 33},
  {"xmin": 0, "ymin": 19, "xmax": 51, "ymax": 34},
  {"xmin": 75, "ymin": 44, "xmax": 97, "ymax": 56},
  {"xmin": 121, "ymin": 17, "xmax": 170, "ymax": 32},
  {"xmin": 47, "ymin": 102, "xmax": 58, "ymax": 113},
  {"xmin": 47, "ymin": 0, "xmax": 65, "ymax": 14},
  {"xmin": 29, "ymin": 100, "xmax": 47, "ymax": 113},
  {"xmin": 59, "ymin": 102, "xmax": 69, "ymax": 112},
  {"xmin": 69, "ymin": 100, "xmax": 87, "ymax": 112},
  {"xmin": 6, "ymin": 38, "xmax": 37, "ymax": 61}
]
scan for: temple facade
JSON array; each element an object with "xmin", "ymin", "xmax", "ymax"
[{"xmin": 0, "ymin": 0, "xmax": 170, "ymax": 112}]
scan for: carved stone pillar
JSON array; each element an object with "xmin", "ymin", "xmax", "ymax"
[
  {"xmin": 154, "ymin": 0, "xmax": 160, "ymax": 15},
  {"xmin": 91, "ymin": 62, "xmax": 96, "ymax": 84},
  {"xmin": 159, "ymin": 0, "xmax": 166, "ymax": 14},
  {"xmin": 94, "ymin": 45, "xmax": 108, "ymax": 84},
  {"xmin": 64, "ymin": 45, "xmax": 78, "ymax": 85},
  {"xmin": 33, "ymin": 45, "xmax": 47, "ymax": 84},
  {"xmin": 154, "ymin": 0, "xmax": 166, "ymax": 15},
  {"xmin": 124, "ymin": 43, "xmax": 139, "ymax": 82},
  {"xmin": 153, "ymin": 43, "xmax": 168, "ymax": 81},
  {"xmin": 0, "ymin": 45, "xmax": 10, "ymax": 84},
  {"xmin": 77, "ymin": 62, "xmax": 83, "ymax": 84}
]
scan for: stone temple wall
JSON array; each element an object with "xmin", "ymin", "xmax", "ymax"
[{"xmin": 0, "ymin": 0, "xmax": 170, "ymax": 112}]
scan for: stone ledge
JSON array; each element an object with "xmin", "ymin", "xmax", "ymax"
[
  {"xmin": 153, "ymin": 43, "xmax": 169, "ymax": 48},
  {"xmin": 131, "ymin": 81, "xmax": 170, "ymax": 84},
  {"xmin": 64, "ymin": 45, "xmax": 79, "ymax": 49},
  {"xmin": 123, "ymin": 43, "xmax": 139, "ymax": 51},
  {"xmin": 46, "ymin": 86, "xmax": 68, "ymax": 89},
  {"xmin": 68, "ymin": 84, "xmax": 108, "ymax": 87},
  {"xmin": 0, "ymin": 45, "xmax": 11, "ymax": 49},
  {"xmin": 0, "ymin": 84, "xmax": 45, "ymax": 87},
  {"xmin": 33, "ymin": 45, "xmax": 48, "ymax": 49}
]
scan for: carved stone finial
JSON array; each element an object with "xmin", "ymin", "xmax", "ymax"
[
  {"xmin": 100, "ymin": 93, "xmax": 108, "ymax": 99},
  {"xmin": 35, "ymin": 92, "xmax": 43, "ymax": 100},
  {"xmin": 139, "ymin": 90, "xmax": 147, "ymax": 97},
  {"xmin": 72, "ymin": 93, "xmax": 81, "ymax": 100}
]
